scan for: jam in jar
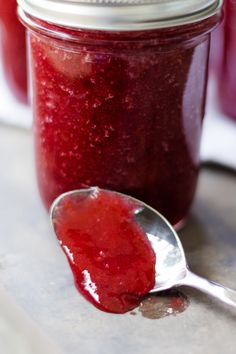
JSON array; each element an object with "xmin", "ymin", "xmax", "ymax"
[
  {"xmin": 213, "ymin": 0, "xmax": 236, "ymax": 120},
  {"xmin": 18, "ymin": 0, "xmax": 222, "ymax": 225},
  {"xmin": 0, "ymin": 0, "xmax": 27, "ymax": 103}
]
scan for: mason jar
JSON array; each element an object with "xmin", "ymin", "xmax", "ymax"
[
  {"xmin": 18, "ymin": 0, "xmax": 222, "ymax": 226},
  {"xmin": 0, "ymin": 0, "xmax": 28, "ymax": 103},
  {"xmin": 214, "ymin": 0, "xmax": 236, "ymax": 120}
]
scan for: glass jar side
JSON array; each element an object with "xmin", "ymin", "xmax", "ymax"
[{"xmin": 25, "ymin": 16, "xmax": 216, "ymax": 225}]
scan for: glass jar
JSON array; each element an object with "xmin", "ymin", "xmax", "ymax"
[
  {"xmin": 209, "ymin": 5, "xmax": 224, "ymax": 75},
  {"xmin": 214, "ymin": 0, "xmax": 236, "ymax": 120},
  {"xmin": 0, "ymin": 0, "xmax": 28, "ymax": 103},
  {"xmin": 18, "ymin": 0, "xmax": 222, "ymax": 225}
]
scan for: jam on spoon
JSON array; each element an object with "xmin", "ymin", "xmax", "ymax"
[
  {"xmin": 51, "ymin": 186, "xmax": 236, "ymax": 315},
  {"xmin": 51, "ymin": 188, "xmax": 156, "ymax": 314}
]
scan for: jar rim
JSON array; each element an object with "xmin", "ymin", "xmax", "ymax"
[{"xmin": 17, "ymin": 0, "xmax": 223, "ymax": 31}]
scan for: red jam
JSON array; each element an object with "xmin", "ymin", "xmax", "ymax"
[
  {"xmin": 0, "ymin": 0, "xmax": 27, "ymax": 103},
  {"xmin": 52, "ymin": 189, "xmax": 156, "ymax": 313},
  {"xmin": 26, "ymin": 16, "xmax": 218, "ymax": 225},
  {"xmin": 214, "ymin": 0, "xmax": 236, "ymax": 120}
]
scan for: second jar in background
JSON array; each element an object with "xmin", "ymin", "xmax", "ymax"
[
  {"xmin": 213, "ymin": 0, "xmax": 236, "ymax": 120},
  {"xmin": 0, "ymin": 0, "xmax": 27, "ymax": 103}
]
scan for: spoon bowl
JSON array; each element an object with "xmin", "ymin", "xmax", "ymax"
[
  {"xmin": 134, "ymin": 205, "xmax": 187, "ymax": 292},
  {"xmin": 51, "ymin": 187, "xmax": 236, "ymax": 308}
]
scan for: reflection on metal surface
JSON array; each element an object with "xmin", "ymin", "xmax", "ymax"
[{"xmin": 139, "ymin": 290, "xmax": 189, "ymax": 320}]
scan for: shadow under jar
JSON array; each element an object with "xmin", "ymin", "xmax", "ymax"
[{"xmin": 18, "ymin": 0, "xmax": 222, "ymax": 225}]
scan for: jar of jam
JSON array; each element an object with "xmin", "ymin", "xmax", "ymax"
[
  {"xmin": 18, "ymin": 0, "xmax": 222, "ymax": 225},
  {"xmin": 213, "ymin": 0, "xmax": 236, "ymax": 120},
  {"xmin": 0, "ymin": 0, "xmax": 28, "ymax": 103},
  {"xmin": 209, "ymin": 2, "xmax": 224, "ymax": 75}
]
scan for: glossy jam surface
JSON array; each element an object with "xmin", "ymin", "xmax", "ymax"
[
  {"xmin": 214, "ymin": 0, "xmax": 236, "ymax": 120},
  {"xmin": 0, "ymin": 0, "xmax": 27, "ymax": 102},
  {"xmin": 28, "ymin": 18, "xmax": 217, "ymax": 224},
  {"xmin": 52, "ymin": 189, "xmax": 156, "ymax": 313}
]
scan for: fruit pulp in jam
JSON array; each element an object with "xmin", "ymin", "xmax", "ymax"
[
  {"xmin": 52, "ymin": 188, "xmax": 156, "ymax": 313},
  {"xmin": 29, "ymin": 18, "xmax": 216, "ymax": 224}
]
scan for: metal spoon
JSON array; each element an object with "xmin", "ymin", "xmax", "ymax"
[{"xmin": 50, "ymin": 187, "xmax": 236, "ymax": 308}]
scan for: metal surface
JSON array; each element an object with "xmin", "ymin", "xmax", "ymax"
[
  {"xmin": 17, "ymin": 0, "xmax": 222, "ymax": 31},
  {"xmin": 0, "ymin": 287, "xmax": 62, "ymax": 354},
  {"xmin": 51, "ymin": 187, "xmax": 236, "ymax": 308},
  {"xmin": 0, "ymin": 125, "xmax": 236, "ymax": 354}
]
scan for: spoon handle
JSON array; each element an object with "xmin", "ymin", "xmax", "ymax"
[{"xmin": 180, "ymin": 270, "xmax": 236, "ymax": 308}]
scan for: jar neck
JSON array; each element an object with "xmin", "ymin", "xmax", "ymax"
[
  {"xmin": 17, "ymin": 0, "xmax": 223, "ymax": 32},
  {"xmin": 19, "ymin": 8, "xmax": 221, "ymax": 49}
]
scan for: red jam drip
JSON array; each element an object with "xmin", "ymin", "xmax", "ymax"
[
  {"xmin": 52, "ymin": 189, "xmax": 156, "ymax": 313},
  {"xmin": 0, "ymin": 0, "xmax": 27, "ymax": 103},
  {"xmin": 29, "ymin": 18, "xmax": 218, "ymax": 225}
]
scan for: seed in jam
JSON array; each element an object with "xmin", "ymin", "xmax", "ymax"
[{"xmin": 27, "ymin": 16, "xmax": 218, "ymax": 224}]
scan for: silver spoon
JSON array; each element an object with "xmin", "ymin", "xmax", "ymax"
[{"xmin": 51, "ymin": 187, "xmax": 236, "ymax": 308}]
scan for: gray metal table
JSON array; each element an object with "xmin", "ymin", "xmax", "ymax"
[{"xmin": 0, "ymin": 125, "xmax": 235, "ymax": 354}]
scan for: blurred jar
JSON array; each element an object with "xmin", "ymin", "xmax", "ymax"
[
  {"xmin": 0, "ymin": 0, "xmax": 28, "ymax": 103},
  {"xmin": 209, "ymin": 10, "xmax": 224, "ymax": 74},
  {"xmin": 213, "ymin": 0, "xmax": 236, "ymax": 119}
]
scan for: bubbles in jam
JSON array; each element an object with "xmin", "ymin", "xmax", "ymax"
[
  {"xmin": 28, "ymin": 17, "xmax": 218, "ymax": 224},
  {"xmin": 51, "ymin": 188, "xmax": 156, "ymax": 314}
]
